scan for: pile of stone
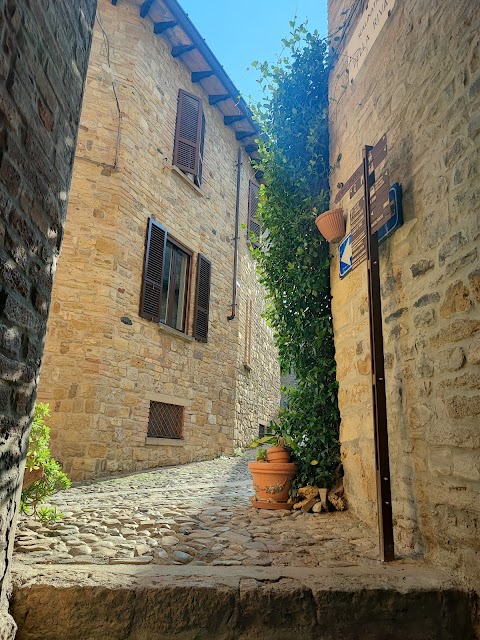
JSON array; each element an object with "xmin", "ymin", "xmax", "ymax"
[{"xmin": 292, "ymin": 483, "xmax": 346, "ymax": 513}]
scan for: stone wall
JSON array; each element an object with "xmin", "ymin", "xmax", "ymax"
[
  {"xmin": 328, "ymin": 0, "xmax": 479, "ymax": 589},
  {"xmin": 36, "ymin": 0, "xmax": 280, "ymax": 480},
  {"xmin": 0, "ymin": 1, "xmax": 96, "ymax": 636}
]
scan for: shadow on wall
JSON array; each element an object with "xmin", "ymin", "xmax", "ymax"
[{"xmin": 378, "ymin": 131, "xmax": 424, "ymax": 555}]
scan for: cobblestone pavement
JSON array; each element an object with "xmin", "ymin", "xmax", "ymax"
[{"xmin": 15, "ymin": 454, "xmax": 381, "ymax": 568}]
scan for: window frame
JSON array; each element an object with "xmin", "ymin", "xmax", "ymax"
[
  {"xmin": 161, "ymin": 235, "xmax": 192, "ymax": 334},
  {"xmin": 140, "ymin": 220, "xmax": 211, "ymax": 342},
  {"xmin": 147, "ymin": 400, "xmax": 184, "ymax": 440}
]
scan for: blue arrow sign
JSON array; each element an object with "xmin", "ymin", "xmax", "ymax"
[
  {"xmin": 338, "ymin": 183, "xmax": 403, "ymax": 279},
  {"xmin": 339, "ymin": 234, "xmax": 352, "ymax": 279}
]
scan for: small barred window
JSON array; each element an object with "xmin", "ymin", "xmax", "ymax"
[{"xmin": 147, "ymin": 401, "xmax": 183, "ymax": 439}]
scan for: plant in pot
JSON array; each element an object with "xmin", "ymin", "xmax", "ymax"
[
  {"xmin": 21, "ymin": 403, "xmax": 71, "ymax": 523},
  {"xmin": 247, "ymin": 428, "xmax": 299, "ymax": 510},
  {"xmin": 248, "ymin": 432, "xmax": 299, "ymax": 463}
]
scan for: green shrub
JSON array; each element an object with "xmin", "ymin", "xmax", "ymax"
[
  {"xmin": 21, "ymin": 403, "xmax": 71, "ymax": 523},
  {"xmin": 250, "ymin": 22, "xmax": 340, "ymax": 489}
]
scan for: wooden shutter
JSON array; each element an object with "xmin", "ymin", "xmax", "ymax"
[
  {"xmin": 194, "ymin": 112, "xmax": 206, "ymax": 187},
  {"xmin": 247, "ymin": 180, "xmax": 261, "ymax": 247},
  {"xmin": 193, "ymin": 254, "xmax": 211, "ymax": 342},
  {"xmin": 173, "ymin": 89, "xmax": 203, "ymax": 176},
  {"xmin": 140, "ymin": 219, "xmax": 167, "ymax": 322}
]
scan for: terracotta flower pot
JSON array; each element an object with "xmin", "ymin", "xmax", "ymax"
[
  {"xmin": 315, "ymin": 208, "xmax": 345, "ymax": 243},
  {"xmin": 266, "ymin": 446, "xmax": 291, "ymax": 463},
  {"xmin": 248, "ymin": 461, "xmax": 298, "ymax": 504}
]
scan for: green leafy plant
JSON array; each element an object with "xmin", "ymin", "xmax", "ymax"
[
  {"xmin": 21, "ymin": 403, "xmax": 71, "ymax": 523},
  {"xmin": 250, "ymin": 21, "xmax": 340, "ymax": 489},
  {"xmin": 249, "ymin": 429, "xmax": 299, "ymax": 453},
  {"xmin": 256, "ymin": 448, "xmax": 268, "ymax": 462}
]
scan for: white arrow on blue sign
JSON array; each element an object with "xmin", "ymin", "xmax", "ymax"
[
  {"xmin": 338, "ymin": 184, "xmax": 403, "ymax": 279},
  {"xmin": 339, "ymin": 234, "xmax": 352, "ymax": 279}
]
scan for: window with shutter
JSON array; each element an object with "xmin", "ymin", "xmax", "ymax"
[
  {"xmin": 247, "ymin": 180, "xmax": 261, "ymax": 247},
  {"xmin": 193, "ymin": 254, "xmax": 211, "ymax": 342},
  {"xmin": 173, "ymin": 89, "xmax": 203, "ymax": 179},
  {"xmin": 140, "ymin": 220, "xmax": 191, "ymax": 333},
  {"xmin": 140, "ymin": 219, "xmax": 167, "ymax": 322}
]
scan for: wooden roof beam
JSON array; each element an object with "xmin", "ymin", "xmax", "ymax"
[
  {"xmin": 172, "ymin": 44, "xmax": 196, "ymax": 57},
  {"xmin": 224, "ymin": 115, "xmax": 246, "ymax": 126},
  {"xmin": 209, "ymin": 94, "xmax": 230, "ymax": 105},
  {"xmin": 245, "ymin": 144, "xmax": 259, "ymax": 153},
  {"xmin": 140, "ymin": 0, "xmax": 155, "ymax": 17},
  {"xmin": 236, "ymin": 131, "xmax": 256, "ymax": 141},
  {"xmin": 154, "ymin": 20, "xmax": 177, "ymax": 34},
  {"xmin": 192, "ymin": 70, "xmax": 215, "ymax": 83},
  {"xmin": 162, "ymin": 0, "xmax": 259, "ymax": 138}
]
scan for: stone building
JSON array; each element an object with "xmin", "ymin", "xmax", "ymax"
[
  {"xmin": 328, "ymin": 0, "xmax": 479, "ymax": 590},
  {"xmin": 36, "ymin": 0, "xmax": 280, "ymax": 480},
  {"xmin": 0, "ymin": 1, "xmax": 98, "ymax": 634}
]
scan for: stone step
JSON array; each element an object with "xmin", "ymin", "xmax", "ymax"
[{"xmin": 11, "ymin": 563, "xmax": 478, "ymax": 640}]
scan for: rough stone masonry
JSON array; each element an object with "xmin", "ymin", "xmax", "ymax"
[
  {"xmin": 0, "ymin": 1, "xmax": 97, "ymax": 637},
  {"xmin": 328, "ymin": 0, "xmax": 479, "ymax": 593}
]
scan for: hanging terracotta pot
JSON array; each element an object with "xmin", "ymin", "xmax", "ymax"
[
  {"xmin": 248, "ymin": 461, "xmax": 297, "ymax": 509},
  {"xmin": 315, "ymin": 208, "xmax": 345, "ymax": 243}
]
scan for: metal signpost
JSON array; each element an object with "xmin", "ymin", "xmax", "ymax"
[{"xmin": 336, "ymin": 134, "xmax": 395, "ymax": 562}]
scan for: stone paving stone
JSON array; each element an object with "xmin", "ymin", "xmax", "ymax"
[{"xmin": 14, "ymin": 454, "xmax": 382, "ymax": 569}]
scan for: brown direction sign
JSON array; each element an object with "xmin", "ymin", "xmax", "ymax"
[
  {"xmin": 368, "ymin": 134, "xmax": 387, "ymax": 174},
  {"xmin": 334, "ymin": 163, "xmax": 363, "ymax": 204},
  {"xmin": 350, "ymin": 196, "xmax": 366, "ymax": 270},
  {"xmin": 370, "ymin": 169, "xmax": 392, "ymax": 233},
  {"xmin": 335, "ymin": 134, "xmax": 388, "ymax": 205},
  {"xmin": 335, "ymin": 133, "xmax": 391, "ymax": 271}
]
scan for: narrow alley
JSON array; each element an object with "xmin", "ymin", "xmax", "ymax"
[{"xmin": 15, "ymin": 454, "xmax": 378, "ymax": 569}]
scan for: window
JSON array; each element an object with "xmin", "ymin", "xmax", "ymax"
[
  {"xmin": 173, "ymin": 89, "xmax": 205, "ymax": 187},
  {"xmin": 258, "ymin": 423, "xmax": 272, "ymax": 438},
  {"xmin": 247, "ymin": 180, "xmax": 261, "ymax": 247},
  {"xmin": 160, "ymin": 239, "xmax": 190, "ymax": 332},
  {"xmin": 147, "ymin": 401, "xmax": 183, "ymax": 439},
  {"xmin": 140, "ymin": 219, "xmax": 211, "ymax": 341}
]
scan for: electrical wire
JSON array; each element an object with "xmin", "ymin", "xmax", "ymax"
[{"xmin": 76, "ymin": 9, "xmax": 122, "ymax": 171}]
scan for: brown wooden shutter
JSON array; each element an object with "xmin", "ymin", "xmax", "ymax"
[
  {"xmin": 140, "ymin": 219, "xmax": 167, "ymax": 322},
  {"xmin": 173, "ymin": 89, "xmax": 203, "ymax": 176},
  {"xmin": 247, "ymin": 180, "xmax": 261, "ymax": 247},
  {"xmin": 193, "ymin": 254, "xmax": 211, "ymax": 342},
  {"xmin": 194, "ymin": 112, "xmax": 206, "ymax": 187}
]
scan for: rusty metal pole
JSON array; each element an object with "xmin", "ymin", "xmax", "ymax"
[{"xmin": 362, "ymin": 145, "xmax": 395, "ymax": 562}]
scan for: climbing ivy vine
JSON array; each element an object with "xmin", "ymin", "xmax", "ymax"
[{"xmin": 250, "ymin": 23, "xmax": 340, "ymax": 489}]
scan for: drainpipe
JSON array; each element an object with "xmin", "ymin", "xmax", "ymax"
[{"xmin": 227, "ymin": 146, "xmax": 242, "ymax": 321}]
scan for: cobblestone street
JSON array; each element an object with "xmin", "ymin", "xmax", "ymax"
[{"xmin": 15, "ymin": 454, "xmax": 380, "ymax": 569}]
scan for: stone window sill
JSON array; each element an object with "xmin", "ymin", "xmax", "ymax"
[
  {"xmin": 171, "ymin": 165, "xmax": 204, "ymax": 197},
  {"xmin": 158, "ymin": 321, "xmax": 195, "ymax": 343},
  {"xmin": 145, "ymin": 437, "xmax": 185, "ymax": 447}
]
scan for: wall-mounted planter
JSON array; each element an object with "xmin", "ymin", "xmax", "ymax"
[{"xmin": 315, "ymin": 208, "xmax": 345, "ymax": 243}]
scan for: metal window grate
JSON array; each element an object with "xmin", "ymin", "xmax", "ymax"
[{"xmin": 147, "ymin": 401, "xmax": 183, "ymax": 439}]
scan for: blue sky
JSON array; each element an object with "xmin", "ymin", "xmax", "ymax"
[{"xmin": 178, "ymin": 0, "xmax": 328, "ymax": 103}]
